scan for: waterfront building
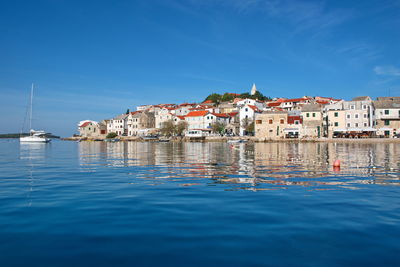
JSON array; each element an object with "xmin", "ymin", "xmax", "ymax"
[
  {"xmin": 155, "ymin": 107, "xmax": 175, "ymax": 129},
  {"xmin": 225, "ymin": 112, "xmax": 240, "ymax": 135},
  {"xmin": 343, "ymin": 96, "xmax": 375, "ymax": 130},
  {"xmin": 239, "ymin": 104, "xmax": 262, "ymax": 136},
  {"xmin": 127, "ymin": 111, "xmax": 155, "ymax": 136},
  {"xmin": 78, "ymin": 120, "xmax": 100, "ymax": 137},
  {"xmin": 107, "ymin": 114, "xmax": 128, "ymax": 136},
  {"xmin": 185, "ymin": 110, "xmax": 211, "ymax": 131},
  {"xmin": 255, "ymin": 110, "xmax": 288, "ymax": 140},
  {"xmin": 374, "ymin": 99, "xmax": 400, "ymax": 137},
  {"xmin": 301, "ymin": 104, "xmax": 323, "ymax": 138},
  {"xmin": 323, "ymin": 101, "xmax": 346, "ymax": 138},
  {"xmin": 286, "ymin": 114, "xmax": 303, "ymax": 138}
]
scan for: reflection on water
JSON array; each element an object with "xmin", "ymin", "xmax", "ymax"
[
  {"xmin": 78, "ymin": 142, "xmax": 400, "ymax": 190},
  {"xmin": 19, "ymin": 143, "xmax": 51, "ymax": 206}
]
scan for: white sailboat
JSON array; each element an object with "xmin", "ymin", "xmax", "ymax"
[{"xmin": 20, "ymin": 84, "xmax": 51, "ymax": 143}]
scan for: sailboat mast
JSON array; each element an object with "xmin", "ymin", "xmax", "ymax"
[{"xmin": 30, "ymin": 83, "xmax": 33, "ymax": 131}]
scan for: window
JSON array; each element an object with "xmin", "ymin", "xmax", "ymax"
[
  {"xmin": 256, "ymin": 120, "xmax": 262, "ymax": 124},
  {"xmin": 385, "ymin": 110, "xmax": 389, "ymax": 115},
  {"xmin": 355, "ymin": 123, "xmax": 358, "ymax": 127},
  {"xmin": 347, "ymin": 123, "xmax": 350, "ymax": 127},
  {"xmin": 334, "ymin": 112, "xmax": 338, "ymax": 117},
  {"xmin": 295, "ymin": 120, "xmax": 299, "ymax": 124},
  {"xmin": 269, "ymin": 119, "xmax": 273, "ymax": 124},
  {"xmin": 306, "ymin": 113, "xmax": 310, "ymax": 117},
  {"xmin": 334, "ymin": 122, "xmax": 339, "ymax": 127},
  {"xmin": 350, "ymin": 105, "xmax": 355, "ymax": 110},
  {"xmin": 280, "ymin": 119, "xmax": 284, "ymax": 124},
  {"xmin": 363, "ymin": 105, "xmax": 367, "ymax": 110},
  {"xmin": 347, "ymin": 114, "xmax": 351, "ymax": 119},
  {"xmin": 364, "ymin": 123, "xmax": 367, "ymax": 127},
  {"xmin": 355, "ymin": 114, "xmax": 359, "ymax": 119},
  {"xmin": 245, "ymin": 108, "xmax": 248, "ymax": 112},
  {"xmin": 363, "ymin": 114, "xmax": 367, "ymax": 118},
  {"xmin": 385, "ymin": 120, "xmax": 390, "ymax": 126},
  {"xmin": 312, "ymin": 113, "xmax": 316, "ymax": 117}
]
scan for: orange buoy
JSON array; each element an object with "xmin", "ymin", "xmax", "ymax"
[{"xmin": 333, "ymin": 160, "xmax": 340, "ymax": 168}]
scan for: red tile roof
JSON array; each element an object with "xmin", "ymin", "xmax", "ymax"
[
  {"xmin": 267, "ymin": 102, "xmax": 281, "ymax": 107},
  {"xmin": 212, "ymin": 113, "xmax": 230, "ymax": 118},
  {"xmin": 179, "ymin": 103, "xmax": 196, "ymax": 107},
  {"xmin": 185, "ymin": 110, "xmax": 209, "ymax": 117},
  {"xmin": 247, "ymin": 105, "xmax": 261, "ymax": 112},
  {"xmin": 80, "ymin": 121, "xmax": 91, "ymax": 128},
  {"xmin": 176, "ymin": 116, "xmax": 186, "ymax": 120},
  {"xmin": 281, "ymin": 97, "xmax": 310, "ymax": 103},
  {"xmin": 227, "ymin": 112, "xmax": 238, "ymax": 117}
]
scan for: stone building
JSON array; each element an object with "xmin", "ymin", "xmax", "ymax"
[
  {"xmin": 127, "ymin": 111, "xmax": 155, "ymax": 136},
  {"xmin": 374, "ymin": 99, "xmax": 400, "ymax": 137},
  {"xmin": 255, "ymin": 111, "xmax": 288, "ymax": 140},
  {"xmin": 301, "ymin": 104, "xmax": 323, "ymax": 138}
]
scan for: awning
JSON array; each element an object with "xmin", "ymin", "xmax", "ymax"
[
  {"xmin": 283, "ymin": 128, "xmax": 300, "ymax": 132},
  {"xmin": 361, "ymin": 128, "xmax": 376, "ymax": 132},
  {"xmin": 333, "ymin": 129, "xmax": 347, "ymax": 132},
  {"xmin": 378, "ymin": 127, "xmax": 392, "ymax": 131},
  {"xmin": 347, "ymin": 128, "xmax": 363, "ymax": 132}
]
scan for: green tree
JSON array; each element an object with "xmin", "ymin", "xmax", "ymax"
[
  {"xmin": 205, "ymin": 93, "xmax": 222, "ymax": 103},
  {"xmin": 221, "ymin": 93, "xmax": 235, "ymax": 102},
  {"xmin": 160, "ymin": 120, "xmax": 175, "ymax": 137},
  {"xmin": 246, "ymin": 121, "xmax": 255, "ymax": 135},
  {"xmin": 211, "ymin": 121, "xmax": 225, "ymax": 135},
  {"xmin": 106, "ymin": 132, "xmax": 118, "ymax": 139},
  {"xmin": 126, "ymin": 108, "xmax": 130, "ymax": 114},
  {"xmin": 175, "ymin": 121, "xmax": 188, "ymax": 136}
]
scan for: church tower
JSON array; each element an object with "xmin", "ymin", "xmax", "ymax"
[{"xmin": 250, "ymin": 83, "xmax": 257, "ymax": 95}]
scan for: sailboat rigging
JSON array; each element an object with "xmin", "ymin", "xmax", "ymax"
[{"xmin": 20, "ymin": 84, "xmax": 51, "ymax": 143}]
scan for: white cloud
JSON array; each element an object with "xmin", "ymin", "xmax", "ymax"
[{"xmin": 374, "ymin": 65, "xmax": 400, "ymax": 76}]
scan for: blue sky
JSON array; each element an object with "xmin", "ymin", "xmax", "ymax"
[{"xmin": 1, "ymin": 0, "xmax": 399, "ymax": 136}]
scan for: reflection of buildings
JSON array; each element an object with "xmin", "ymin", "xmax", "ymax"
[{"xmin": 78, "ymin": 142, "xmax": 400, "ymax": 189}]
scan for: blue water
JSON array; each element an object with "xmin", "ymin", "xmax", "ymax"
[{"xmin": 1, "ymin": 140, "xmax": 400, "ymax": 266}]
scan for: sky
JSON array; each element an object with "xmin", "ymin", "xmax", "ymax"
[{"xmin": 1, "ymin": 0, "xmax": 400, "ymax": 136}]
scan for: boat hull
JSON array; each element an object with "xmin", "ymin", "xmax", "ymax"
[{"xmin": 20, "ymin": 136, "xmax": 51, "ymax": 143}]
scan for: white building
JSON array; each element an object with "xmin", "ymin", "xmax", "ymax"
[
  {"xmin": 107, "ymin": 114, "xmax": 128, "ymax": 136},
  {"xmin": 343, "ymin": 96, "xmax": 374, "ymax": 130},
  {"xmin": 155, "ymin": 107, "xmax": 175, "ymax": 128},
  {"xmin": 239, "ymin": 104, "xmax": 262, "ymax": 135}
]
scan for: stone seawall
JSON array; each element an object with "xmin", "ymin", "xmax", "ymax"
[{"xmin": 62, "ymin": 136, "xmax": 400, "ymax": 143}]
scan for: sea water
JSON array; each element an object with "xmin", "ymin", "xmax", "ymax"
[{"xmin": 0, "ymin": 140, "xmax": 399, "ymax": 266}]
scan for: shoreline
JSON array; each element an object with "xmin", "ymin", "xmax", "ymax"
[{"xmin": 62, "ymin": 136, "xmax": 400, "ymax": 143}]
